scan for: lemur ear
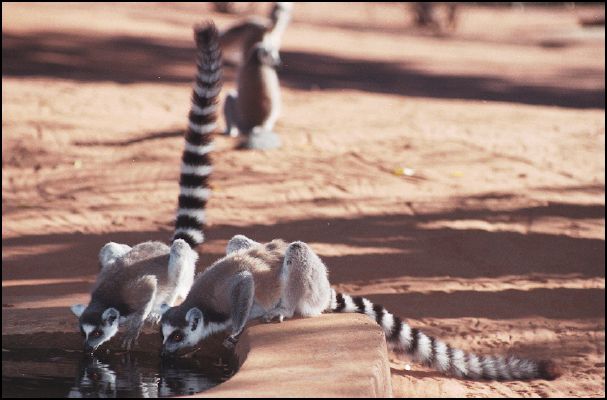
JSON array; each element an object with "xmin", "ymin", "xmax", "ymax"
[
  {"xmin": 70, "ymin": 304, "xmax": 86, "ymax": 318},
  {"xmin": 102, "ymin": 308, "xmax": 120, "ymax": 325},
  {"xmin": 160, "ymin": 303, "xmax": 171, "ymax": 316},
  {"xmin": 185, "ymin": 307, "xmax": 203, "ymax": 331}
]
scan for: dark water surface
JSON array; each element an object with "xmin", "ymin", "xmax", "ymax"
[{"xmin": 2, "ymin": 348, "xmax": 238, "ymax": 398}]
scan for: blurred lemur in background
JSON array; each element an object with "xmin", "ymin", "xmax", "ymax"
[{"xmin": 220, "ymin": 2, "xmax": 293, "ymax": 149}]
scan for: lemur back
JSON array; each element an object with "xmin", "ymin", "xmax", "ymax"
[
  {"xmin": 70, "ymin": 22, "xmax": 223, "ymax": 353},
  {"xmin": 182, "ymin": 239, "xmax": 288, "ymax": 316}
]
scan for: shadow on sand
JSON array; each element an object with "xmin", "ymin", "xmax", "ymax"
[{"xmin": 3, "ymin": 31, "xmax": 604, "ymax": 109}]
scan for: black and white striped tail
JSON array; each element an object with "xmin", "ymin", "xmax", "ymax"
[
  {"xmin": 173, "ymin": 22, "xmax": 223, "ymax": 248},
  {"xmin": 329, "ymin": 290, "xmax": 561, "ymax": 381}
]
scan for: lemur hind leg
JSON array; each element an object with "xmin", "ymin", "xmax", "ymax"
[
  {"xmin": 161, "ymin": 239, "xmax": 198, "ymax": 312},
  {"xmin": 223, "ymin": 90, "xmax": 240, "ymax": 137},
  {"xmin": 240, "ymin": 126, "xmax": 282, "ymax": 150},
  {"xmin": 263, "ymin": 241, "xmax": 331, "ymax": 323},
  {"xmin": 98, "ymin": 242, "xmax": 132, "ymax": 269},
  {"xmin": 226, "ymin": 234, "xmax": 261, "ymax": 255}
]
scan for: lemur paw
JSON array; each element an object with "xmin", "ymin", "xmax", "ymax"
[
  {"xmin": 262, "ymin": 311, "xmax": 284, "ymax": 323},
  {"xmin": 171, "ymin": 238, "xmax": 191, "ymax": 253}
]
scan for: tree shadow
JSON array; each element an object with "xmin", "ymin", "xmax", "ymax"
[
  {"xmin": 278, "ymin": 50, "xmax": 605, "ymax": 109},
  {"xmin": 3, "ymin": 31, "xmax": 604, "ymax": 108}
]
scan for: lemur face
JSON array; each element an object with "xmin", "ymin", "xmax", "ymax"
[
  {"xmin": 255, "ymin": 45, "xmax": 281, "ymax": 68},
  {"xmin": 160, "ymin": 306, "xmax": 205, "ymax": 357},
  {"xmin": 71, "ymin": 305, "xmax": 120, "ymax": 354}
]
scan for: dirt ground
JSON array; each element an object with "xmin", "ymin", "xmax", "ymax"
[{"xmin": 2, "ymin": 2, "xmax": 605, "ymax": 397}]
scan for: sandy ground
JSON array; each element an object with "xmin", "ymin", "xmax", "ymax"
[{"xmin": 2, "ymin": 2, "xmax": 605, "ymax": 397}]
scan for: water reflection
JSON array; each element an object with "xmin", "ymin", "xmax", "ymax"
[{"xmin": 2, "ymin": 349, "xmax": 238, "ymax": 398}]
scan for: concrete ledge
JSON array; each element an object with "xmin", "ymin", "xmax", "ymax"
[
  {"xmin": 197, "ymin": 313, "xmax": 393, "ymax": 398},
  {"xmin": 2, "ymin": 309, "xmax": 393, "ymax": 397}
]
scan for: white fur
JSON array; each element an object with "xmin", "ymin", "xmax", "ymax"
[
  {"xmin": 179, "ymin": 186, "xmax": 211, "ymax": 200},
  {"xmin": 415, "ymin": 332, "xmax": 432, "ymax": 362},
  {"xmin": 398, "ymin": 320, "xmax": 413, "ymax": 352},
  {"xmin": 71, "ymin": 304, "xmax": 86, "ymax": 318},
  {"xmin": 193, "ymin": 82, "xmax": 221, "ymax": 99},
  {"xmin": 451, "ymin": 348, "xmax": 468, "ymax": 377},
  {"xmin": 361, "ymin": 298, "xmax": 375, "ymax": 319},
  {"xmin": 184, "ymin": 142, "xmax": 214, "ymax": 156},
  {"xmin": 180, "ymin": 164, "xmax": 212, "ymax": 176},
  {"xmin": 167, "ymin": 240, "xmax": 198, "ymax": 303},
  {"xmin": 466, "ymin": 353, "xmax": 483, "ymax": 379},
  {"xmin": 226, "ymin": 235, "xmax": 261, "ymax": 254},
  {"xmin": 188, "ymin": 120, "xmax": 216, "ymax": 135},
  {"xmin": 196, "ymin": 59, "xmax": 222, "ymax": 70},
  {"xmin": 433, "ymin": 340, "xmax": 450, "ymax": 372},
  {"xmin": 190, "ymin": 102, "xmax": 217, "ymax": 116},
  {"xmin": 82, "ymin": 323, "xmax": 95, "ymax": 337},
  {"xmin": 176, "ymin": 208, "xmax": 206, "ymax": 224},
  {"xmin": 341, "ymin": 294, "xmax": 358, "ymax": 313},
  {"xmin": 98, "ymin": 242, "xmax": 131, "ymax": 268},
  {"xmin": 198, "ymin": 70, "xmax": 222, "ymax": 84}
]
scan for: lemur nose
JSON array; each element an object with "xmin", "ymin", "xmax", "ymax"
[{"xmin": 84, "ymin": 345, "xmax": 95, "ymax": 355}]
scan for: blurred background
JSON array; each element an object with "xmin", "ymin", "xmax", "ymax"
[{"xmin": 2, "ymin": 2, "xmax": 605, "ymax": 398}]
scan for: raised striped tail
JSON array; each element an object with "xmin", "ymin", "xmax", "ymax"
[
  {"xmin": 173, "ymin": 22, "xmax": 223, "ymax": 248},
  {"xmin": 329, "ymin": 290, "xmax": 561, "ymax": 381}
]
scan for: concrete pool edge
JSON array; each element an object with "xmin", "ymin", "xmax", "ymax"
[
  {"xmin": 193, "ymin": 313, "xmax": 393, "ymax": 398},
  {"xmin": 2, "ymin": 309, "xmax": 393, "ymax": 397}
]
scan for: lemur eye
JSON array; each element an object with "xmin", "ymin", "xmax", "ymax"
[
  {"xmin": 170, "ymin": 332, "xmax": 183, "ymax": 342},
  {"xmin": 91, "ymin": 330, "xmax": 102, "ymax": 338}
]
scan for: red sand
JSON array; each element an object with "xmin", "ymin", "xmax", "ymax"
[{"xmin": 2, "ymin": 3, "xmax": 605, "ymax": 397}]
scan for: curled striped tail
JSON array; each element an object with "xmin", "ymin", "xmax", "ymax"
[
  {"xmin": 329, "ymin": 290, "xmax": 561, "ymax": 381},
  {"xmin": 173, "ymin": 22, "xmax": 223, "ymax": 248}
]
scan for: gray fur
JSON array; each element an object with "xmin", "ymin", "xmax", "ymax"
[
  {"xmin": 71, "ymin": 239, "xmax": 197, "ymax": 352},
  {"xmin": 160, "ymin": 237, "xmax": 330, "ymax": 355},
  {"xmin": 160, "ymin": 235, "xmax": 561, "ymax": 382}
]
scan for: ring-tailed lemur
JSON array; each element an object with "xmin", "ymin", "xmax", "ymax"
[
  {"xmin": 69, "ymin": 22, "xmax": 223, "ymax": 354},
  {"xmin": 160, "ymin": 235, "xmax": 562, "ymax": 381},
  {"xmin": 221, "ymin": 3, "xmax": 291, "ymax": 149},
  {"xmin": 223, "ymin": 41, "xmax": 282, "ymax": 150}
]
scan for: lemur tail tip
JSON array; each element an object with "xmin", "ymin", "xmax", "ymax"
[{"xmin": 538, "ymin": 360, "xmax": 562, "ymax": 380}]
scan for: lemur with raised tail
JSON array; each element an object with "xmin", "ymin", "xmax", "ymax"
[
  {"xmin": 223, "ymin": 40, "xmax": 282, "ymax": 150},
  {"xmin": 160, "ymin": 235, "xmax": 562, "ymax": 381},
  {"xmin": 222, "ymin": 3, "xmax": 291, "ymax": 150},
  {"xmin": 70, "ymin": 22, "xmax": 223, "ymax": 354}
]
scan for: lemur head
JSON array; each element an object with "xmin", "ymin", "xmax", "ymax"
[
  {"xmin": 249, "ymin": 43, "xmax": 281, "ymax": 68},
  {"xmin": 160, "ymin": 304, "xmax": 206, "ymax": 357},
  {"xmin": 71, "ymin": 304, "xmax": 120, "ymax": 354}
]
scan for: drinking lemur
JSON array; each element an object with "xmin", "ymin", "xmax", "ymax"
[
  {"xmin": 160, "ymin": 235, "xmax": 562, "ymax": 381},
  {"xmin": 70, "ymin": 22, "xmax": 222, "ymax": 353}
]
